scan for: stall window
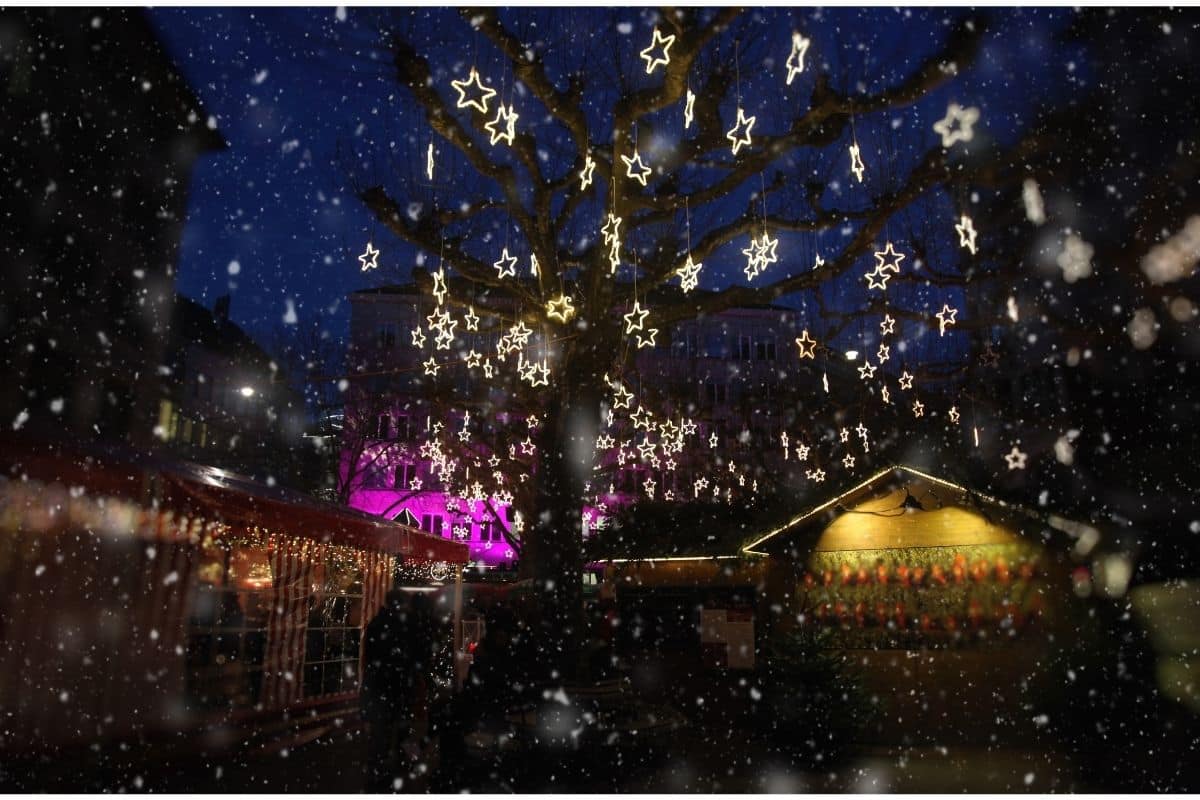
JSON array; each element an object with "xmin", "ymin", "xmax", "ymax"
[
  {"xmin": 186, "ymin": 542, "xmax": 273, "ymax": 711},
  {"xmin": 303, "ymin": 553, "xmax": 366, "ymax": 698}
]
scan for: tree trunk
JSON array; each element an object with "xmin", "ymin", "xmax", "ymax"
[{"xmin": 518, "ymin": 336, "xmax": 607, "ymax": 681}]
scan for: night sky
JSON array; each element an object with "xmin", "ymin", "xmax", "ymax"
[{"xmin": 150, "ymin": 8, "xmax": 1083, "ymax": 346}]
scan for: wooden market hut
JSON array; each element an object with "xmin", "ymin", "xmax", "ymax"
[{"xmin": 0, "ymin": 436, "xmax": 468, "ymax": 768}]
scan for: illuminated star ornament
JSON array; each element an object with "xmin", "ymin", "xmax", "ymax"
[
  {"xmin": 874, "ymin": 242, "xmax": 905, "ymax": 274},
  {"xmin": 955, "ymin": 214, "xmax": 978, "ymax": 255},
  {"xmin": 857, "ymin": 361, "xmax": 877, "ymax": 380},
  {"xmin": 623, "ymin": 300, "xmax": 649, "ymax": 334},
  {"xmin": 726, "ymin": 107, "xmax": 756, "ymax": 155},
  {"xmin": 948, "ymin": 406, "xmax": 961, "ymax": 424},
  {"xmin": 358, "ymin": 242, "xmax": 380, "ymax": 272},
  {"xmin": 622, "ymin": 150, "xmax": 652, "ymax": 186},
  {"xmin": 676, "ymin": 254, "xmax": 703, "ymax": 293},
  {"xmin": 426, "ymin": 143, "xmax": 435, "ymax": 181},
  {"xmin": 431, "ymin": 267, "xmax": 448, "ymax": 305},
  {"xmin": 483, "ymin": 103, "xmax": 518, "ymax": 146},
  {"xmin": 546, "ymin": 294, "xmax": 576, "ymax": 324},
  {"xmin": 785, "ymin": 31, "xmax": 811, "ymax": 85},
  {"xmin": 684, "ymin": 89, "xmax": 696, "ymax": 129},
  {"xmin": 636, "ymin": 328, "xmax": 659, "ymax": 349},
  {"xmin": 579, "ymin": 154, "xmax": 596, "ymax": 190},
  {"xmin": 639, "ymin": 27, "xmax": 675, "ymax": 75},
  {"xmin": 898, "ymin": 370, "xmax": 914, "ymax": 390},
  {"xmin": 450, "ymin": 67, "xmax": 497, "ymax": 114},
  {"xmin": 849, "ymin": 143, "xmax": 865, "ymax": 183},
  {"xmin": 423, "ymin": 357, "xmax": 440, "ymax": 377},
  {"xmin": 912, "ymin": 399, "xmax": 925, "ymax": 418},
  {"xmin": 935, "ymin": 304, "xmax": 958, "ymax": 336},
  {"xmin": 1004, "ymin": 445, "xmax": 1028, "ymax": 470},
  {"xmin": 880, "ymin": 314, "xmax": 896, "ymax": 336},
  {"xmin": 493, "ymin": 247, "xmax": 518, "ymax": 279},
  {"xmin": 795, "ymin": 330, "xmax": 817, "ymax": 359},
  {"xmin": 463, "ymin": 306, "xmax": 480, "ymax": 331},
  {"xmin": 933, "ymin": 102, "xmax": 981, "ymax": 148}
]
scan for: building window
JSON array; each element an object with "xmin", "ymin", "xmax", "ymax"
[
  {"xmin": 377, "ymin": 322, "xmax": 398, "ymax": 349},
  {"xmin": 738, "ymin": 334, "xmax": 753, "ymax": 361},
  {"xmin": 375, "ymin": 414, "xmax": 391, "ymax": 440},
  {"xmin": 303, "ymin": 553, "xmax": 366, "ymax": 698},
  {"xmin": 704, "ymin": 381, "xmax": 728, "ymax": 405},
  {"xmin": 755, "ymin": 335, "xmax": 776, "ymax": 361},
  {"xmin": 393, "ymin": 463, "xmax": 415, "ymax": 490},
  {"xmin": 421, "ymin": 514, "xmax": 444, "ymax": 538},
  {"xmin": 363, "ymin": 463, "xmax": 390, "ymax": 489}
]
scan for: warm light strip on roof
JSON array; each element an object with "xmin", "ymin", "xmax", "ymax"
[{"xmin": 600, "ymin": 554, "xmax": 756, "ymax": 564}]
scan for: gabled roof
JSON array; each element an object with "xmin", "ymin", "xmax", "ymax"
[{"xmin": 741, "ymin": 464, "xmax": 1097, "ymax": 557}]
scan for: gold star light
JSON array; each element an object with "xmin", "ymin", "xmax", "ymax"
[
  {"xmin": 880, "ymin": 314, "xmax": 896, "ymax": 335},
  {"xmin": 795, "ymin": 330, "xmax": 817, "ymax": 359},
  {"xmin": 622, "ymin": 150, "xmax": 652, "ymax": 186},
  {"xmin": 955, "ymin": 214, "xmax": 978, "ymax": 255},
  {"xmin": 726, "ymin": 107, "xmax": 756, "ymax": 155},
  {"xmin": 933, "ymin": 102, "xmax": 980, "ymax": 148},
  {"xmin": 546, "ymin": 294, "xmax": 576, "ymax": 323},
  {"xmin": 849, "ymin": 143, "xmax": 865, "ymax": 183},
  {"xmin": 858, "ymin": 360, "xmax": 877, "ymax": 380},
  {"xmin": 636, "ymin": 328, "xmax": 659, "ymax": 349},
  {"xmin": 483, "ymin": 103, "xmax": 518, "ymax": 146},
  {"xmin": 463, "ymin": 306, "xmax": 479, "ymax": 331},
  {"xmin": 623, "ymin": 300, "xmax": 649, "ymax": 334},
  {"xmin": 579, "ymin": 154, "xmax": 596, "ymax": 190},
  {"xmin": 464, "ymin": 350, "xmax": 482, "ymax": 368},
  {"xmin": 1004, "ymin": 445, "xmax": 1028, "ymax": 470},
  {"xmin": 936, "ymin": 304, "xmax": 958, "ymax": 336},
  {"xmin": 865, "ymin": 267, "xmax": 891, "ymax": 291},
  {"xmin": 358, "ymin": 242, "xmax": 380, "ymax": 272},
  {"xmin": 912, "ymin": 399, "xmax": 925, "ymax": 418},
  {"xmin": 684, "ymin": 89, "xmax": 696, "ymax": 129},
  {"xmin": 431, "ymin": 266, "xmax": 448, "ymax": 305},
  {"xmin": 611, "ymin": 383, "xmax": 634, "ymax": 410},
  {"xmin": 874, "ymin": 242, "xmax": 905, "ymax": 274},
  {"xmin": 898, "ymin": 370, "xmax": 914, "ymax": 390},
  {"xmin": 411, "ymin": 327, "xmax": 426, "ymax": 348},
  {"xmin": 948, "ymin": 406, "xmax": 960, "ymax": 424},
  {"xmin": 785, "ymin": 31, "xmax": 811, "ymax": 85},
  {"xmin": 426, "ymin": 143, "xmax": 435, "ymax": 181},
  {"xmin": 601, "ymin": 213, "xmax": 622, "ymax": 246},
  {"xmin": 640, "ymin": 27, "xmax": 675, "ymax": 75},
  {"xmin": 423, "ymin": 357, "xmax": 440, "ymax": 377},
  {"xmin": 877, "ymin": 343, "xmax": 890, "ymax": 363},
  {"xmin": 493, "ymin": 247, "xmax": 518, "ymax": 279},
  {"xmin": 451, "ymin": 68, "xmax": 497, "ymax": 114}
]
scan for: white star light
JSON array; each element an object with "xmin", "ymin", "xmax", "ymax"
[
  {"xmin": 463, "ymin": 306, "xmax": 480, "ymax": 331},
  {"xmin": 955, "ymin": 214, "xmax": 978, "ymax": 255},
  {"xmin": 858, "ymin": 360, "xmax": 877, "ymax": 380},
  {"xmin": 579, "ymin": 154, "xmax": 596, "ymax": 190},
  {"xmin": 450, "ymin": 68, "xmax": 497, "ymax": 114},
  {"xmin": 877, "ymin": 343, "xmax": 890, "ymax": 363},
  {"xmin": 684, "ymin": 89, "xmax": 696, "ymax": 129},
  {"xmin": 874, "ymin": 242, "xmax": 905, "ymax": 274},
  {"xmin": 411, "ymin": 327, "xmax": 426, "ymax": 348},
  {"xmin": 880, "ymin": 314, "xmax": 896, "ymax": 336},
  {"xmin": 493, "ymin": 248, "xmax": 518, "ymax": 279},
  {"xmin": 785, "ymin": 31, "xmax": 811, "ymax": 85},
  {"xmin": 546, "ymin": 294, "xmax": 576, "ymax": 323},
  {"xmin": 936, "ymin": 304, "xmax": 958, "ymax": 336},
  {"xmin": 622, "ymin": 151, "xmax": 651, "ymax": 186},
  {"xmin": 842, "ymin": 454, "xmax": 855, "ymax": 469},
  {"xmin": 1005, "ymin": 445, "xmax": 1028, "ymax": 470},
  {"xmin": 898, "ymin": 371, "xmax": 914, "ymax": 390},
  {"xmin": 431, "ymin": 267, "xmax": 448, "ymax": 305},
  {"xmin": 358, "ymin": 242, "xmax": 380, "ymax": 272},
  {"xmin": 601, "ymin": 213, "xmax": 622, "ymax": 246},
  {"xmin": 483, "ymin": 103, "xmax": 518, "ymax": 146},
  {"xmin": 423, "ymin": 357, "xmax": 440, "ymax": 377},
  {"xmin": 865, "ymin": 267, "xmax": 891, "ymax": 291},
  {"xmin": 676, "ymin": 254, "xmax": 703, "ymax": 293},
  {"xmin": 639, "ymin": 27, "xmax": 675, "ymax": 74},
  {"xmin": 912, "ymin": 399, "xmax": 925, "ymax": 418},
  {"xmin": 426, "ymin": 143, "xmax": 435, "ymax": 181},
  {"xmin": 948, "ymin": 406, "xmax": 961, "ymax": 424},
  {"xmin": 726, "ymin": 107, "xmax": 756, "ymax": 155},
  {"xmin": 933, "ymin": 102, "xmax": 980, "ymax": 148},
  {"xmin": 611, "ymin": 383, "xmax": 634, "ymax": 410},
  {"xmin": 636, "ymin": 328, "xmax": 659, "ymax": 349}
]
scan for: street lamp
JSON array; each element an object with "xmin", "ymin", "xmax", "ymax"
[{"xmin": 239, "ymin": 386, "xmax": 255, "ymax": 398}]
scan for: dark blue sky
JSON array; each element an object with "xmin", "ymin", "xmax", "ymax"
[{"xmin": 151, "ymin": 8, "xmax": 1083, "ymax": 347}]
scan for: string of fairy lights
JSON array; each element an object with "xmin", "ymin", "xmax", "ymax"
[{"xmin": 350, "ymin": 19, "xmax": 1044, "ymax": 539}]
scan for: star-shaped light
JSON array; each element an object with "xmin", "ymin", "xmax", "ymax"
[
  {"xmin": 935, "ymin": 304, "xmax": 958, "ymax": 336},
  {"xmin": 643, "ymin": 477, "xmax": 656, "ymax": 499},
  {"xmin": 955, "ymin": 214, "xmax": 978, "ymax": 255},
  {"xmin": 933, "ymin": 102, "xmax": 980, "ymax": 148},
  {"xmin": 842, "ymin": 454, "xmax": 855, "ymax": 469},
  {"xmin": 579, "ymin": 153, "xmax": 596, "ymax": 190},
  {"xmin": 1004, "ymin": 445, "xmax": 1028, "ymax": 470},
  {"xmin": 520, "ymin": 437, "xmax": 536, "ymax": 456},
  {"xmin": 849, "ymin": 143, "xmax": 865, "ymax": 183},
  {"xmin": 636, "ymin": 439, "xmax": 657, "ymax": 462},
  {"xmin": 785, "ymin": 31, "xmax": 811, "ymax": 85},
  {"xmin": 426, "ymin": 142, "xmax": 435, "ymax": 181},
  {"xmin": 880, "ymin": 314, "xmax": 896, "ymax": 336},
  {"xmin": 450, "ymin": 67, "xmax": 497, "ymax": 115},
  {"xmin": 411, "ymin": 326, "xmax": 427, "ymax": 348},
  {"xmin": 881, "ymin": 385, "xmax": 891, "ymax": 404},
  {"xmin": 858, "ymin": 360, "xmax": 877, "ymax": 380},
  {"xmin": 601, "ymin": 213, "xmax": 622, "ymax": 246},
  {"xmin": 898, "ymin": 371, "xmax": 914, "ymax": 390},
  {"xmin": 531, "ymin": 360, "xmax": 550, "ymax": 388},
  {"xmin": 754, "ymin": 231, "xmax": 779, "ymax": 269},
  {"xmin": 358, "ymin": 242, "xmax": 380, "ymax": 272},
  {"xmin": 482, "ymin": 358, "xmax": 495, "ymax": 379},
  {"xmin": 855, "ymin": 423, "xmax": 869, "ymax": 440},
  {"xmin": 596, "ymin": 434, "xmax": 615, "ymax": 451},
  {"xmin": 493, "ymin": 247, "xmax": 518, "ymax": 279},
  {"xmin": 708, "ymin": 431, "xmax": 718, "ymax": 448},
  {"xmin": 684, "ymin": 89, "xmax": 696, "ymax": 129},
  {"xmin": 912, "ymin": 399, "xmax": 925, "ymax": 418},
  {"xmin": 546, "ymin": 294, "xmax": 576, "ymax": 324},
  {"xmin": 434, "ymin": 327, "xmax": 456, "ymax": 351},
  {"xmin": 681, "ymin": 418, "xmax": 698, "ymax": 437},
  {"xmin": 636, "ymin": 328, "xmax": 659, "ymax": 349},
  {"xmin": 423, "ymin": 357, "xmax": 440, "ymax": 377},
  {"xmin": 874, "ymin": 242, "xmax": 905, "ymax": 274},
  {"xmin": 631, "ymin": 405, "xmax": 653, "ymax": 431},
  {"xmin": 483, "ymin": 103, "xmax": 518, "ymax": 146},
  {"xmin": 463, "ymin": 306, "xmax": 479, "ymax": 331},
  {"xmin": 611, "ymin": 383, "xmax": 634, "ymax": 410},
  {"xmin": 694, "ymin": 477, "xmax": 710, "ymax": 496},
  {"xmin": 877, "ymin": 343, "xmax": 890, "ymax": 363},
  {"xmin": 409, "ymin": 476, "xmax": 423, "ymax": 491},
  {"xmin": 742, "ymin": 238, "xmax": 764, "ymax": 280},
  {"xmin": 676, "ymin": 254, "xmax": 703, "ymax": 293},
  {"xmin": 865, "ymin": 266, "xmax": 891, "ymax": 291},
  {"xmin": 623, "ymin": 300, "xmax": 649, "ymax": 334},
  {"xmin": 621, "ymin": 150, "xmax": 651, "ymax": 186},
  {"xmin": 639, "ymin": 27, "xmax": 675, "ymax": 75},
  {"xmin": 806, "ymin": 469, "xmax": 826, "ymax": 483},
  {"xmin": 796, "ymin": 444, "xmax": 810, "ymax": 461},
  {"xmin": 795, "ymin": 330, "xmax": 817, "ymax": 359},
  {"xmin": 431, "ymin": 267, "xmax": 448, "ymax": 305},
  {"xmin": 948, "ymin": 406, "xmax": 961, "ymax": 424},
  {"xmin": 726, "ymin": 107, "xmax": 756, "ymax": 155},
  {"xmin": 464, "ymin": 349, "xmax": 482, "ymax": 368},
  {"xmin": 839, "ymin": 427, "xmax": 850, "ymax": 443}
]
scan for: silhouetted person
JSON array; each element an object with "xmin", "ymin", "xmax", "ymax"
[{"xmin": 361, "ymin": 590, "xmax": 425, "ymax": 792}]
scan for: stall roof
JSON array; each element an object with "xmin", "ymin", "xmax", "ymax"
[
  {"xmin": 742, "ymin": 464, "xmax": 1099, "ymax": 558},
  {"xmin": 0, "ymin": 435, "xmax": 468, "ymax": 564}
]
